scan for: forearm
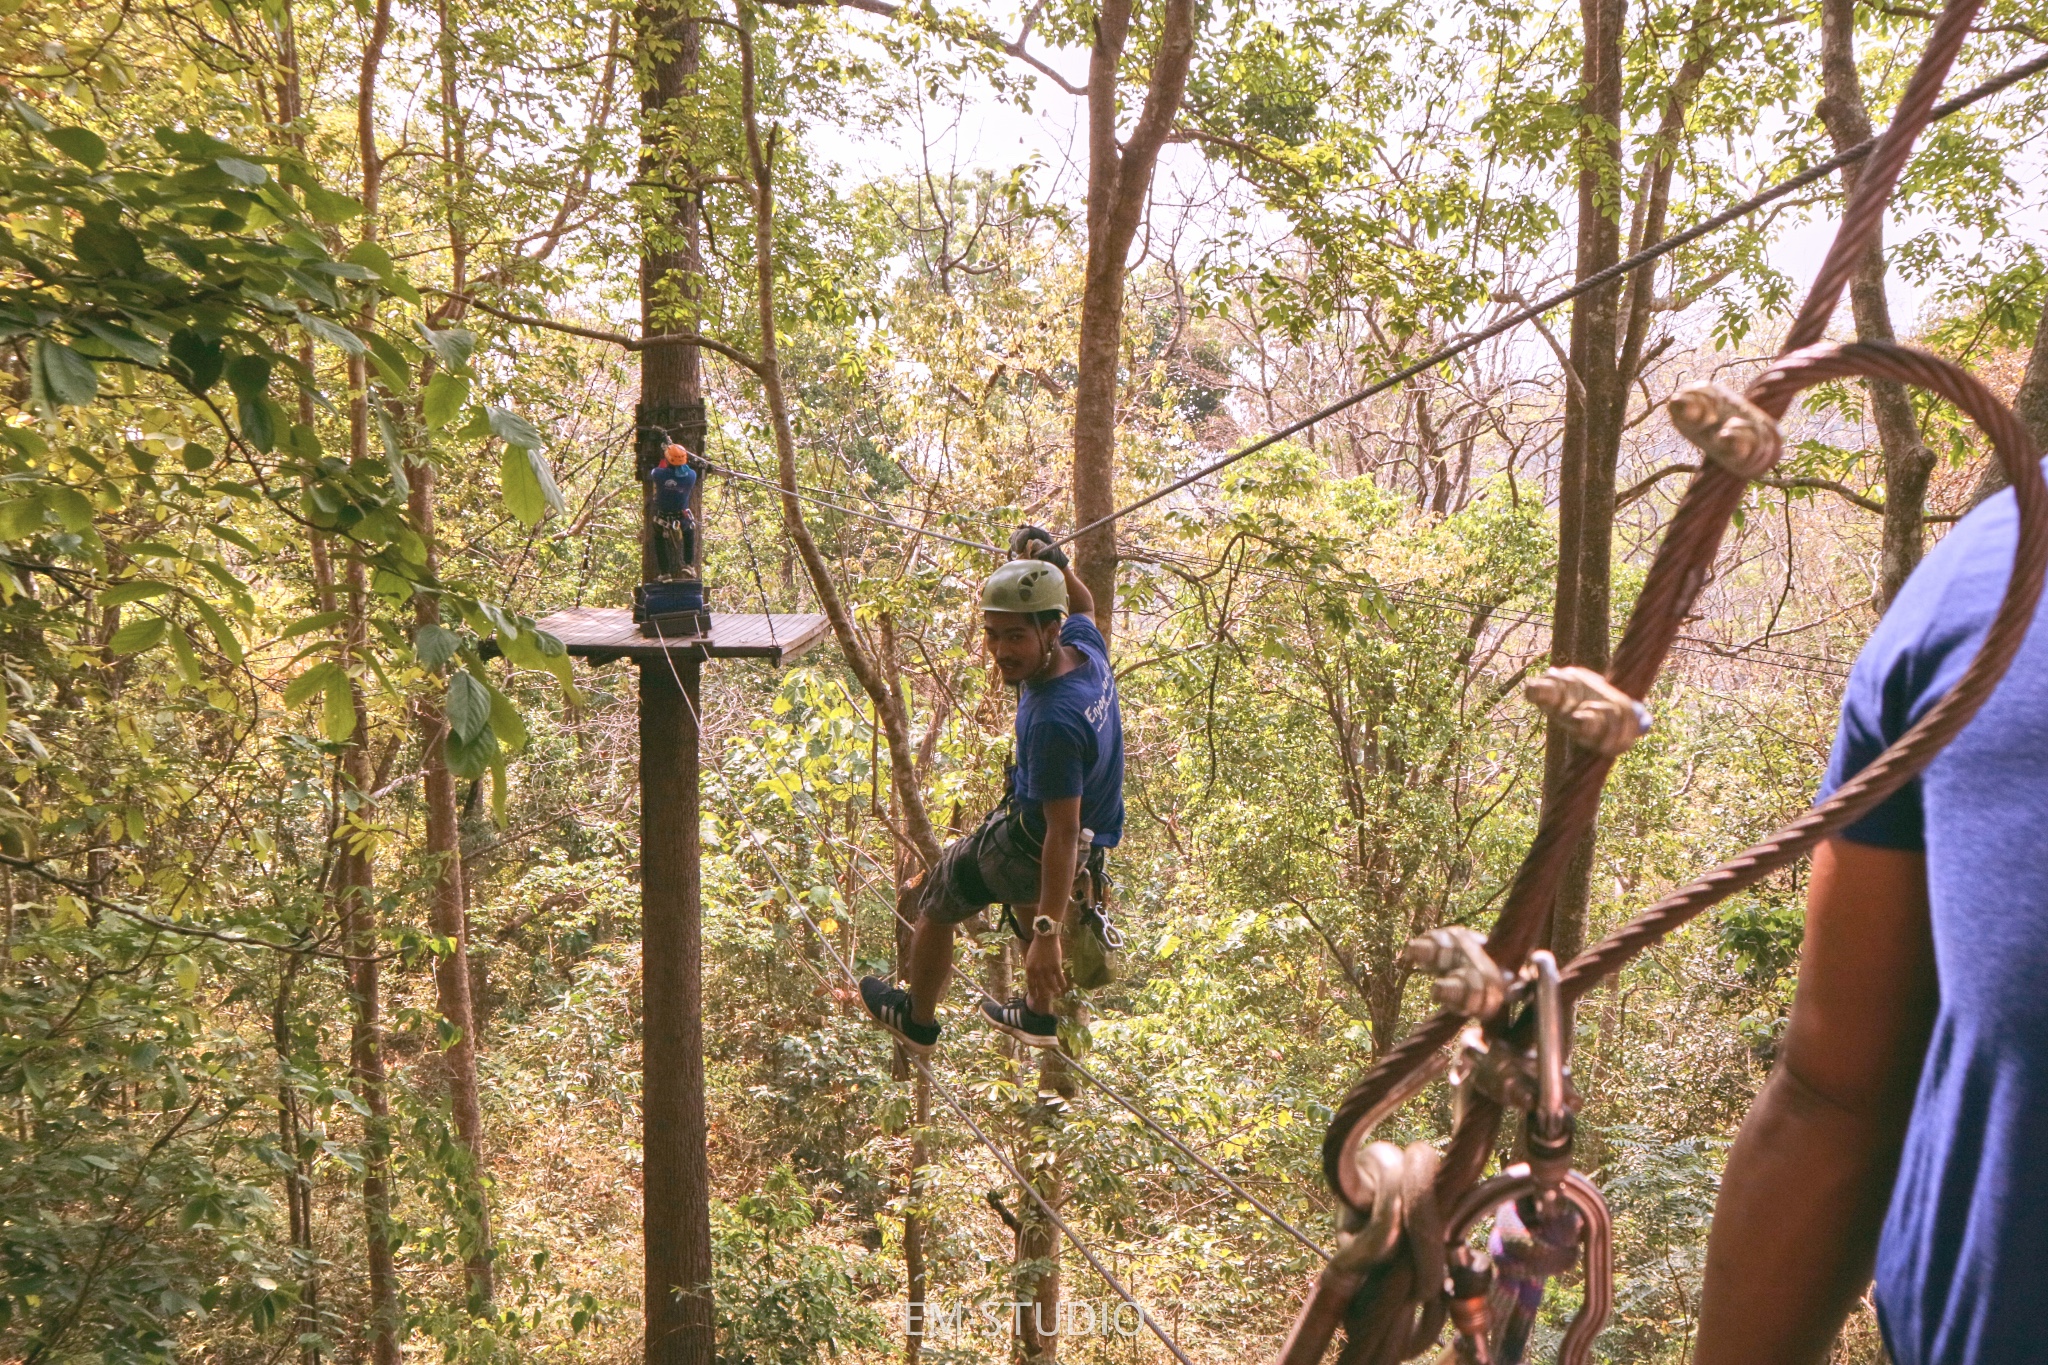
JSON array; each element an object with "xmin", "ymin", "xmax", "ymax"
[
  {"xmin": 1059, "ymin": 562, "xmax": 1095, "ymax": 620},
  {"xmin": 1035, "ymin": 818, "xmax": 1079, "ymax": 923},
  {"xmin": 1696, "ymin": 1062, "xmax": 1910, "ymax": 1363}
]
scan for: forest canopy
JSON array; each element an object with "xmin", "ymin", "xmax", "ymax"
[{"xmin": 1, "ymin": 0, "xmax": 2044, "ymax": 1359}]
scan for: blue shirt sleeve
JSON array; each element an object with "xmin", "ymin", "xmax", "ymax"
[
  {"xmin": 1061, "ymin": 612, "xmax": 1109, "ymax": 667},
  {"xmin": 1820, "ymin": 662, "xmax": 1926, "ymax": 851}
]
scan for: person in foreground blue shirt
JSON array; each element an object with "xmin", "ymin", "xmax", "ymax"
[
  {"xmin": 860, "ymin": 526, "xmax": 1124, "ymax": 1053},
  {"xmin": 1696, "ymin": 462, "xmax": 2048, "ymax": 1365}
]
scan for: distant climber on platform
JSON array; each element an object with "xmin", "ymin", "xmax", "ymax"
[
  {"xmin": 1694, "ymin": 466, "xmax": 2048, "ymax": 1365},
  {"xmin": 646, "ymin": 441, "xmax": 703, "ymax": 581},
  {"xmin": 860, "ymin": 525, "xmax": 1124, "ymax": 1052}
]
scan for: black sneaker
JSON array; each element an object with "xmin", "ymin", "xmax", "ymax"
[
  {"xmin": 860, "ymin": 977, "xmax": 939, "ymax": 1055},
  {"xmin": 979, "ymin": 996, "xmax": 1061, "ymax": 1049}
]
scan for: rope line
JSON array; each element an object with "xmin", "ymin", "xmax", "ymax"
[
  {"xmin": 1061, "ymin": 1050, "xmax": 1333, "ymax": 1261},
  {"xmin": 644, "ymin": 617, "xmax": 1196, "ymax": 1365},
  {"xmin": 1046, "ymin": 47, "xmax": 2048, "ymax": 555},
  {"xmin": 718, "ymin": 463, "xmax": 1009, "ymax": 554}
]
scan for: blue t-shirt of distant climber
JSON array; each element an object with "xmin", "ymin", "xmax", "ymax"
[
  {"xmin": 1817, "ymin": 459, "xmax": 2048, "ymax": 1365},
  {"xmin": 649, "ymin": 460, "xmax": 697, "ymax": 517},
  {"xmin": 1013, "ymin": 614, "xmax": 1124, "ymax": 848}
]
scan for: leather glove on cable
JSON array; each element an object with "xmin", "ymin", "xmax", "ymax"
[{"xmin": 1009, "ymin": 523, "xmax": 1069, "ymax": 569}]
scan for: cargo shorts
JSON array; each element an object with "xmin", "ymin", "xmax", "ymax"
[{"xmin": 919, "ymin": 809, "xmax": 1043, "ymax": 926}]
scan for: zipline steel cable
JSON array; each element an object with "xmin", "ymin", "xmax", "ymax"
[
  {"xmin": 599, "ymin": 53, "xmax": 2048, "ymax": 578},
  {"xmin": 642, "ymin": 616, "xmax": 1199, "ymax": 1365},
  {"xmin": 1044, "ymin": 45, "xmax": 2048, "ymax": 556}
]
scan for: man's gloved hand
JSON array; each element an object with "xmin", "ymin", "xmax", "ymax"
[{"xmin": 1010, "ymin": 523, "xmax": 1068, "ymax": 569}]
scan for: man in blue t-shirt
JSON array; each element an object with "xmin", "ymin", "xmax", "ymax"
[
  {"xmin": 1695, "ymin": 463, "xmax": 2048, "ymax": 1365},
  {"xmin": 861, "ymin": 526, "xmax": 1124, "ymax": 1052}
]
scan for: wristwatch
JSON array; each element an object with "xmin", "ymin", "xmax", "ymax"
[{"xmin": 1033, "ymin": 914, "xmax": 1058, "ymax": 938}]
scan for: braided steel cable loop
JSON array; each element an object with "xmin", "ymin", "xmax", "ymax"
[{"xmin": 1277, "ymin": 3, "xmax": 2018, "ymax": 1360}]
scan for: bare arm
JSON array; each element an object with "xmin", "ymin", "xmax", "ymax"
[
  {"xmin": 1023, "ymin": 793, "xmax": 1082, "ymax": 1013},
  {"xmin": 1695, "ymin": 837, "xmax": 1936, "ymax": 1364},
  {"xmin": 1055, "ymin": 560, "xmax": 1095, "ymax": 623}
]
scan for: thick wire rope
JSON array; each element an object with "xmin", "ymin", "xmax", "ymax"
[
  {"xmin": 641, "ymin": 616, "xmax": 1197, "ymax": 1365},
  {"xmin": 1061, "ymin": 1051, "xmax": 1332, "ymax": 1261},
  {"xmin": 1045, "ymin": 46, "xmax": 2048, "ymax": 556}
]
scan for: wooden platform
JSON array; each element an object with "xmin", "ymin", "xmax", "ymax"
[{"xmin": 525, "ymin": 606, "xmax": 830, "ymax": 665}]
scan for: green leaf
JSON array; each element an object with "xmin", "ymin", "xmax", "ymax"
[
  {"xmin": 423, "ymin": 373, "xmax": 469, "ymax": 430},
  {"xmin": 500, "ymin": 446, "xmax": 564, "ymax": 527},
  {"xmin": 280, "ymin": 609, "xmax": 348, "ymax": 640},
  {"xmin": 225, "ymin": 354, "xmax": 271, "ymax": 407},
  {"xmin": 33, "ymin": 340, "xmax": 98, "ymax": 406},
  {"xmin": 297, "ymin": 185, "xmax": 363, "ymax": 224},
  {"xmin": 298, "ymin": 313, "xmax": 365, "ymax": 356},
  {"xmin": 107, "ymin": 616, "xmax": 168, "ymax": 655},
  {"xmin": 447, "ymin": 671, "xmax": 490, "ymax": 743},
  {"xmin": 445, "ymin": 724, "xmax": 501, "ymax": 781},
  {"xmin": 321, "ymin": 674, "xmax": 356, "ymax": 742},
  {"xmin": 78, "ymin": 319, "xmax": 163, "ymax": 366},
  {"xmin": 169, "ymin": 624, "xmax": 203, "ymax": 684},
  {"xmin": 188, "ymin": 597, "xmax": 244, "ymax": 664},
  {"xmin": 72, "ymin": 222, "xmax": 144, "ymax": 273},
  {"xmin": 215, "ymin": 156, "xmax": 269, "ymax": 186},
  {"xmin": 167, "ymin": 330, "xmax": 224, "ymax": 393},
  {"xmin": 415, "ymin": 623, "xmax": 462, "ymax": 669},
  {"xmin": 485, "ymin": 404, "xmax": 543, "ymax": 449},
  {"xmin": 45, "ymin": 126, "xmax": 108, "ymax": 169},
  {"xmin": 284, "ymin": 660, "xmax": 342, "ymax": 709},
  {"xmin": 44, "ymin": 486, "xmax": 93, "ymax": 532},
  {"xmin": 0, "ymin": 494, "xmax": 47, "ymax": 541},
  {"xmin": 376, "ymin": 407, "xmax": 409, "ymax": 497},
  {"xmin": 487, "ymin": 684, "xmax": 528, "ymax": 753},
  {"xmin": 99, "ymin": 580, "xmax": 170, "ymax": 606},
  {"xmin": 182, "ymin": 444, "xmax": 218, "ymax": 473},
  {"xmin": 415, "ymin": 323, "xmax": 476, "ymax": 372},
  {"xmin": 240, "ymin": 393, "xmax": 284, "ymax": 454},
  {"xmin": 206, "ymin": 522, "xmax": 260, "ymax": 555}
]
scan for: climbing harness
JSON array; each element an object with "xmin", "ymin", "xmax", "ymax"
[{"xmin": 1275, "ymin": 5, "xmax": 2048, "ymax": 1362}]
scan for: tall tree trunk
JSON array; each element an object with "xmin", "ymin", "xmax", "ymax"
[
  {"xmin": 346, "ymin": 6, "xmax": 401, "ymax": 1355},
  {"xmin": 1817, "ymin": 0, "xmax": 1936, "ymax": 609},
  {"xmin": 637, "ymin": 3, "xmax": 713, "ymax": 1360},
  {"xmin": 318, "ymin": 536, "xmax": 399, "ymax": 1365},
  {"xmin": 902, "ymin": 1067, "xmax": 930, "ymax": 1364},
  {"xmin": 272, "ymin": 12, "xmax": 323, "ymax": 1357},
  {"xmin": 1069, "ymin": 0, "xmax": 1196, "ymax": 646},
  {"xmin": 637, "ymin": 0, "xmax": 705, "ymax": 578},
  {"xmin": 417, "ymin": 0, "xmax": 494, "ymax": 1309},
  {"xmin": 640, "ymin": 656, "xmax": 712, "ymax": 1365},
  {"xmin": 1544, "ymin": 0, "xmax": 1626, "ymax": 963},
  {"xmin": 273, "ymin": 952, "xmax": 321, "ymax": 1364}
]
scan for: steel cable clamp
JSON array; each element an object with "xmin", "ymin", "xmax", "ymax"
[
  {"xmin": 1669, "ymin": 380, "xmax": 1783, "ymax": 478},
  {"xmin": 1524, "ymin": 666, "xmax": 1652, "ymax": 757}
]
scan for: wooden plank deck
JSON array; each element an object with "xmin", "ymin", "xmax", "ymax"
[{"xmin": 528, "ymin": 605, "xmax": 830, "ymax": 665}]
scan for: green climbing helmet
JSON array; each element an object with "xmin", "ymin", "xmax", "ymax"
[{"xmin": 980, "ymin": 559, "xmax": 1067, "ymax": 616}]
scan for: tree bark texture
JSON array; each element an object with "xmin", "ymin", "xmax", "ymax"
[
  {"xmin": 1070, "ymin": 0, "xmax": 1196, "ymax": 645},
  {"xmin": 335, "ymin": 553, "xmax": 400, "ymax": 1365},
  {"xmin": 348, "ymin": 6, "xmax": 401, "ymax": 1353},
  {"xmin": 1817, "ymin": 0, "xmax": 1936, "ymax": 610},
  {"xmin": 1544, "ymin": 0, "xmax": 1626, "ymax": 964},
  {"xmin": 420, "ymin": 0, "xmax": 495, "ymax": 1309},
  {"xmin": 640, "ymin": 657, "xmax": 713, "ymax": 1365},
  {"xmin": 408, "ymin": 454, "xmax": 494, "ymax": 1308},
  {"xmin": 637, "ymin": 0, "xmax": 706, "ymax": 583}
]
